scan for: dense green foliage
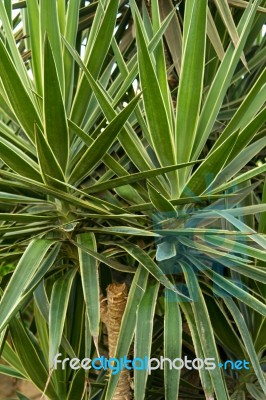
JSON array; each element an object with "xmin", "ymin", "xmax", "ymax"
[{"xmin": 0, "ymin": 0, "xmax": 266, "ymax": 399}]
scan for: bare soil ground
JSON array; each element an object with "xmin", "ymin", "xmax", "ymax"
[{"xmin": 0, "ymin": 375, "xmax": 41, "ymax": 400}]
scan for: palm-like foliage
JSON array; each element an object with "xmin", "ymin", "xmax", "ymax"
[{"xmin": 0, "ymin": 0, "xmax": 266, "ymax": 399}]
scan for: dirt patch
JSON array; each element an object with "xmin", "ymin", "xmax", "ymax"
[
  {"xmin": 0, "ymin": 375, "xmax": 42, "ymax": 400},
  {"xmin": 0, "ymin": 374, "xmax": 17, "ymax": 399}
]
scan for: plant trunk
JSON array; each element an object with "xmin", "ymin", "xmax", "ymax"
[{"xmin": 101, "ymin": 283, "xmax": 132, "ymax": 399}]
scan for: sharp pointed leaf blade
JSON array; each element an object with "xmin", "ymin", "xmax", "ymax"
[
  {"xmin": 9, "ymin": 318, "xmax": 58, "ymax": 399},
  {"xmin": 27, "ymin": 0, "xmax": 42, "ymax": 95},
  {"xmin": 0, "ymin": 1, "xmax": 34, "ymax": 93},
  {"xmin": 0, "ymin": 137, "xmax": 42, "ymax": 182},
  {"xmin": 214, "ymin": 0, "xmax": 247, "ymax": 68},
  {"xmin": 49, "ymin": 269, "xmax": 76, "ymax": 368},
  {"xmin": 135, "ymin": 18, "xmax": 176, "ymax": 168},
  {"xmin": 183, "ymin": 131, "xmax": 238, "ymax": 196},
  {"xmin": 41, "ymin": 0, "xmax": 64, "ymax": 93},
  {"xmin": 43, "ymin": 36, "xmax": 69, "ymax": 171},
  {"xmin": 0, "ymin": 240, "xmax": 55, "ymax": 332},
  {"xmin": 193, "ymin": 0, "xmax": 261, "ymax": 158},
  {"xmin": 135, "ymin": 279, "xmax": 159, "ymax": 400},
  {"xmin": 118, "ymin": 242, "xmax": 190, "ymax": 302},
  {"xmin": 180, "ymin": 302, "xmax": 214, "ymax": 397},
  {"xmin": 70, "ymin": 94, "xmax": 140, "ymax": 184},
  {"xmin": 225, "ymin": 298, "xmax": 266, "ymax": 396},
  {"xmin": 164, "ymin": 290, "xmax": 182, "ymax": 400},
  {"xmin": 207, "ymin": 8, "xmax": 225, "ymax": 61},
  {"xmin": 85, "ymin": 160, "xmax": 201, "ymax": 194},
  {"xmin": 77, "ymin": 233, "xmax": 100, "ymax": 338},
  {"xmin": 35, "ymin": 124, "xmax": 66, "ymax": 190},
  {"xmin": 190, "ymin": 256, "xmax": 266, "ymax": 316},
  {"xmin": 180, "ymin": 261, "xmax": 229, "ymax": 400},
  {"xmin": 71, "ymin": 0, "xmax": 119, "ymax": 125},
  {"xmin": 175, "ymin": 0, "xmax": 207, "ymax": 164},
  {"xmin": 0, "ymin": 40, "xmax": 41, "ymax": 141},
  {"xmin": 148, "ymin": 183, "xmax": 176, "ymax": 212},
  {"xmin": 63, "ymin": 0, "xmax": 80, "ymax": 110}
]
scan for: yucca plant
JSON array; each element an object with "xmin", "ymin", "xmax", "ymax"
[{"xmin": 0, "ymin": 0, "xmax": 266, "ymax": 399}]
